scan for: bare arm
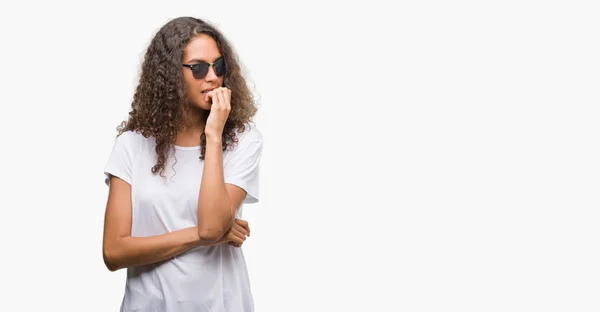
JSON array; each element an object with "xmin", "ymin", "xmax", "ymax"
[
  {"xmin": 197, "ymin": 135, "xmax": 248, "ymax": 242},
  {"xmin": 102, "ymin": 176, "xmax": 219, "ymax": 272}
]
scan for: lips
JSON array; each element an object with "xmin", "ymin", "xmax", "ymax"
[{"xmin": 202, "ymin": 88, "xmax": 216, "ymax": 94}]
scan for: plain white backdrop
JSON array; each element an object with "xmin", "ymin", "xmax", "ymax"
[{"xmin": 0, "ymin": 0, "xmax": 598, "ymax": 311}]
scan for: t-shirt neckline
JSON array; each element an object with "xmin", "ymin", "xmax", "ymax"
[{"xmin": 174, "ymin": 145, "xmax": 201, "ymax": 151}]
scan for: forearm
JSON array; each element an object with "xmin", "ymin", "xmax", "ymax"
[
  {"xmin": 104, "ymin": 226, "xmax": 213, "ymax": 271},
  {"xmin": 197, "ymin": 135, "xmax": 235, "ymax": 241}
]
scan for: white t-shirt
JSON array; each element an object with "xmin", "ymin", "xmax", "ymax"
[{"xmin": 103, "ymin": 124, "xmax": 263, "ymax": 312}]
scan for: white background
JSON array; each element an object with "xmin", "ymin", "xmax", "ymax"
[{"xmin": 0, "ymin": 1, "xmax": 598, "ymax": 311}]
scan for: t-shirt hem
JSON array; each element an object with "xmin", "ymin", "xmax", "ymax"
[
  {"xmin": 225, "ymin": 179, "xmax": 259, "ymax": 204},
  {"xmin": 104, "ymin": 170, "xmax": 132, "ymax": 186}
]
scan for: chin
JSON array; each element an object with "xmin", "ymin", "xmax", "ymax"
[
  {"xmin": 197, "ymin": 103, "xmax": 211, "ymax": 111},
  {"xmin": 189, "ymin": 99, "xmax": 211, "ymax": 111}
]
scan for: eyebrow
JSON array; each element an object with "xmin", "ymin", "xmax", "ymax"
[{"xmin": 185, "ymin": 56, "xmax": 223, "ymax": 64}]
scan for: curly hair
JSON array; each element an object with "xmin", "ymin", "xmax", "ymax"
[{"xmin": 116, "ymin": 16, "xmax": 258, "ymax": 178}]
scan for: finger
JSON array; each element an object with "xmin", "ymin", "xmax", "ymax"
[
  {"xmin": 209, "ymin": 89, "xmax": 219, "ymax": 106},
  {"xmin": 205, "ymin": 89, "xmax": 215, "ymax": 103},
  {"xmin": 224, "ymin": 87, "xmax": 231, "ymax": 110},
  {"xmin": 231, "ymin": 227, "xmax": 247, "ymax": 241},
  {"xmin": 227, "ymin": 232, "xmax": 244, "ymax": 245},
  {"xmin": 205, "ymin": 90, "xmax": 212, "ymax": 103},
  {"xmin": 228, "ymin": 241, "xmax": 242, "ymax": 248},
  {"xmin": 216, "ymin": 88, "xmax": 227, "ymax": 110},
  {"xmin": 233, "ymin": 223, "xmax": 249, "ymax": 237},
  {"xmin": 226, "ymin": 228, "xmax": 244, "ymax": 243},
  {"xmin": 235, "ymin": 219, "xmax": 249, "ymax": 230},
  {"xmin": 235, "ymin": 219, "xmax": 250, "ymax": 236}
]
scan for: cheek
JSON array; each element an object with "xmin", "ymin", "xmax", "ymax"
[{"xmin": 183, "ymin": 76, "xmax": 200, "ymax": 98}]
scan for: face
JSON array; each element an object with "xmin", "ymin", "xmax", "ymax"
[{"xmin": 182, "ymin": 34, "xmax": 225, "ymax": 111}]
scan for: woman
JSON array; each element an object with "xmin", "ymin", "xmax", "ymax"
[{"xmin": 102, "ymin": 16, "xmax": 263, "ymax": 312}]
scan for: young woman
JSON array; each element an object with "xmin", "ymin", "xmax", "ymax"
[{"xmin": 102, "ymin": 16, "xmax": 263, "ymax": 312}]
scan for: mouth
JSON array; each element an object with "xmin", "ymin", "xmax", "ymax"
[{"xmin": 201, "ymin": 88, "xmax": 216, "ymax": 94}]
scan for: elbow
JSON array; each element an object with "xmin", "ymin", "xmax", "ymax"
[
  {"xmin": 102, "ymin": 247, "xmax": 121, "ymax": 272},
  {"xmin": 105, "ymin": 263, "xmax": 119, "ymax": 272},
  {"xmin": 198, "ymin": 227, "xmax": 225, "ymax": 243}
]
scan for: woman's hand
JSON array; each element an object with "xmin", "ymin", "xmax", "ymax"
[
  {"xmin": 226, "ymin": 218, "xmax": 250, "ymax": 248},
  {"xmin": 204, "ymin": 87, "xmax": 231, "ymax": 139}
]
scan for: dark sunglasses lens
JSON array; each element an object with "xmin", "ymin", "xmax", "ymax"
[
  {"xmin": 213, "ymin": 58, "xmax": 226, "ymax": 76},
  {"xmin": 192, "ymin": 63, "xmax": 210, "ymax": 79}
]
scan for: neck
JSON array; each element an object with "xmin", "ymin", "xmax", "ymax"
[
  {"xmin": 179, "ymin": 106, "xmax": 207, "ymax": 133},
  {"xmin": 175, "ymin": 107, "xmax": 208, "ymax": 147}
]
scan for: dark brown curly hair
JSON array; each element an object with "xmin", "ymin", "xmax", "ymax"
[{"xmin": 116, "ymin": 16, "xmax": 258, "ymax": 178}]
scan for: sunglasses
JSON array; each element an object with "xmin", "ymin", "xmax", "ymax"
[{"xmin": 182, "ymin": 57, "xmax": 227, "ymax": 79}]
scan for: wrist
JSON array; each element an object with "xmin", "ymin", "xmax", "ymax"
[{"xmin": 205, "ymin": 132, "xmax": 222, "ymax": 145}]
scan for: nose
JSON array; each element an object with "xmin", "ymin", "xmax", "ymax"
[{"xmin": 204, "ymin": 64, "xmax": 218, "ymax": 81}]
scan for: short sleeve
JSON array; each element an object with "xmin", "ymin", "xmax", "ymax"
[
  {"xmin": 104, "ymin": 131, "xmax": 137, "ymax": 186},
  {"xmin": 224, "ymin": 127, "xmax": 263, "ymax": 204}
]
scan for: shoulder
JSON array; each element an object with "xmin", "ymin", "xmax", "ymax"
[
  {"xmin": 117, "ymin": 129, "xmax": 146, "ymax": 141},
  {"xmin": 224, "ymin": 123, "xmax": 262, "ymax": 160},
  {"xmin": 233, "ymin": 123, "xmax": 263, "ymax": 146},
  {"xmin": 112, "ymin": 130, "xmax": 150, "ymax": 154}
]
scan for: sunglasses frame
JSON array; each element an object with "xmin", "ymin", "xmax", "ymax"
[{"xmin": 182, "ymin": 57, "xmax": 226, "ymax": 79}]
